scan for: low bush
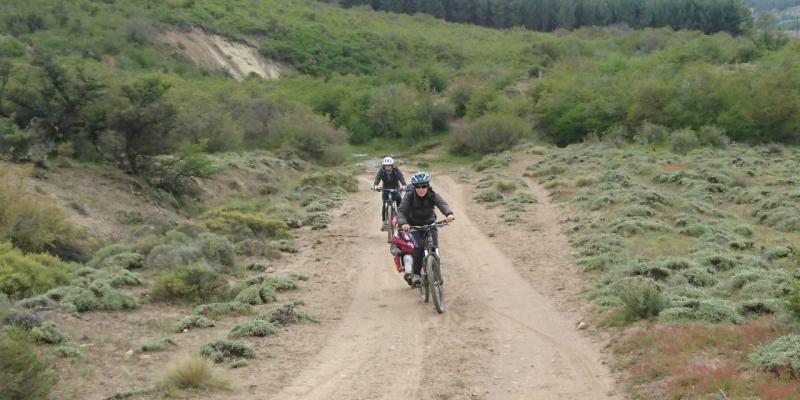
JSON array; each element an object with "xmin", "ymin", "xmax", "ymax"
[
  {"xmin": 270, "ymin": 239, "xmax": 298, "ymax": 253},
  {"xmin": 0, "ymin": 327, "xmax": 58, "ymax": 399},
  {"xmin": 299, "ymin": 171, "xmax": 358, "ymax": 193},
  {"xmin": 202, "ymin": 210, "xmax": 289, "ymax": 240},
  {"xmin": 171, "ymin": 315, "xmax": 216, "ymax": 333},
  {"xmin": 150, "ymin": 263, "xmax": 230, "ymax": 304},
  {"xmin": 749, "ymin": 334, "xmax": 800, "ymax": 376},
  {"xmin": 88, "ymin": 244, "xmax": 133, "ymax": 268},
  {"xmin": 145, "ymin": 243, "xmax": 203, "ymax": 270},
  {"xmin": 229, "ymin": 319, "xmax": 278, "ymax": 338},
  {"xmin": 234, "ymin": 284, "xmax": 277, "ymax": 305},
  {"xmin": 98, "ymin": 252, "xmax": 145, "ymax": 270},
  {"xmin": 616, "ymin": 279, "xmax": 669, "ymax": 323},
  {"xmin": 259, "ymin": 301, "xmax": 318, "ymax": 326},
  {"xmin": 193, "ymin": 302, "xmax": 252, "ymax": 319},
  {"xmin": 157, "ymin": 354, "xmax": 230, "ymax": 391},
  {"xmin": 659, "ymin": 299, "xmax": 742, "ymax": 324},
  {"xmin": 198, "ymin": 233, "xmax": 236, "ymax": 271},
  {"xmin": 473, "ymin": 191, "xmax": 504, "ymax": 203},
  {"xmin": 30, "ymin": 321, "xmax": 69, "ymax": 344},
  {"xmin": 199, "ymin": 340, "xmax": 256, "ymax": 363},
  {"xmin": 141, "ymin": 337, "xmax": 177, "ymax": 352},
  {"xmin": 495, "ymin": 180, "xmax": 517, "ymax": 193},
  {"xmin": 0, "ymin": 166, "xmax": 77, "ymax": 253}
]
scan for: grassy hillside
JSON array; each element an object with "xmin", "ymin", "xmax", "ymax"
[{"xmin": 470, "ymin": 141, "xmax": 800, "ymax": 398}]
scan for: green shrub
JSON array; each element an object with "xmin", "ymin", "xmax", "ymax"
[
  {"xmin": 157, "ymin": 354, "xmax": 230, "ymax": 391},
  {"xmin": 0, "ymin": 327, "xmax": 57, "ymax": 400},
  {"xmin": 494, "ymin": 180, "xmax": 517, "ymax": 193},
  {"xmin": 272, "ymin": 110, "xmax": 348, "ymax": 165},
  {"xmin": 299, "ymin": 171, "xmax": 358, "ymax": 193},
  {"xmin": 259, "ymin": 301, "xmax": 317, "ymax": 326},
  {"xmin": 749, "ymin": 334, "xmax": 800, "ymax": 376},
  {"xmin": 199, "ymin": 340, "xmax": 256, "ymax": 363},
  {"xmin": 616, "ymin": 279, "xmax": 669, "ymax": 322},
  {"xmin": 0, "ymin": 167, "xmax": 77, "ymax": 253},
  {"xmin": 98, "ymin": 252, "xmax": 145, "ymax": 270},
  {"xmin": 733, "ymin": 225, "xmax": 753, "ymax": 237},
  {"xmin": 659, "ymin": 299, "xmax": 742, "ymax": 324},
  {"xmin": 304, "ymin": 213, "xmax": 331, "ymax": 230},
  {"xmin": 473, "ymin": 191, "xmax": 504, "ymax": 203},
  {"xmin": 198, "ymin": 233, "xmax": 236, "ymax": 271},
  {"xmin": 88, "ymin": 244, "xmax": 133, "ymax": 268},
  {"xmin": 234, "ymin": 284, "xmax": 277, "ymax": 305},
  {"xmin": 90, "ymin": 283, "xmax": 138, "ymax": 311},
  {"xmin": 609, "ymin": 218, "xmax": 672, "ymax": 236},
  {"xmin": 171, "ymin": 315, "xmax": 216, "ymax": 333},
  {"xmin": 621, "ymin": 205, "xmax": 655, "ymax": 217},
  {"xmin": 30, "ymin": 321, "xmax": 69, "ymax": 344},
  {"xmin": 203, "ymin": 210, "xmax": 289, "ymax": 240},
  {"xmin": 193, "ymin": 302, "xmax": 252, "ymax": 319},
  {"xmin": 150, "ymin": 263, "xmax": 230, "ymax": 304},
  {"xmin": 669, "ymin": 129, "xmax": 700, "ymax": 154},
  {"xmin": 270, "ymin": 239, "xmax": 298, "ymax": 253},
  {"xmin": 0, "ymin": 243, "xmax": 75, "ymax": 300},
  {"xmin": 229, "ymin": 319, "xmax": 278, "ymax": 338},
  {"xmin": 697, "ymin": 125, "xmax": 730, "ymax": 148},
  {"xmin": 141, "ymin": 337, "xmax": 177, "ymax": 352},
  {"xmin": 364, "ymin": 84, "xmax": 433, "ymax": 140},
  {"xmin": 449, "ymin": 113, "xmax": 532, "ymax": 155},
  {"xmin": 55, "ymin": 344, "xmax": 84, "ymax": 359},
  {"xmin": 682, "ymin": 268, "xmax": 717, "ymax": 287},
  {"xmin": 736, "ymin": 299, "xmax": 778, "ymax": 316},
  {"xmin": 88, "ymin": 268, "xmax": 144, "ymax": 287},
  {"xmin": 145, "ymin": 243, "xmax": 203, "ymax": 270}
]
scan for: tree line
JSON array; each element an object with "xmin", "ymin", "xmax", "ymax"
[{"xmin": 335, "ymin": 0, "xmax": 753, "ymax": 34}]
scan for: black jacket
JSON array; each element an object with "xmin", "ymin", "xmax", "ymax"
[
  {"xmin": 397, "ymin": 188, "xmax": 453, "ymax": 226},
  {"xmin": 373, "ymin": 167, "xmax": 406, "ymax": 189}
]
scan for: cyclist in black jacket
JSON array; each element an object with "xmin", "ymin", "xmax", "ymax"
[
  {"xmin": 397, "ymin": 171, "xmax": 455, "ymax": 286},
  {"xmin": 372, "ymin": 156, "xmax": 406, "ymax": 231}
]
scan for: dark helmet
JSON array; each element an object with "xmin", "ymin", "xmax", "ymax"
[{"xmin": 410, "ymin": 172, "xmax": 431, "ymax": 186}]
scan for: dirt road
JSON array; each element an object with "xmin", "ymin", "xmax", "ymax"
[{"xmin": 272, "ymin": 174, "xmax": 620, "ymax": 399}]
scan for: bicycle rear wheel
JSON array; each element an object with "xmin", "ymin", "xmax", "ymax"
[{"xmin": 427, "ymin": 256, "xmax": 445, "ymax": 313}]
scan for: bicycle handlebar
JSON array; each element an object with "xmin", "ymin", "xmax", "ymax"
[{"xmin": 373, "ymin": 187, "xmax": 403, "ymax": 193}]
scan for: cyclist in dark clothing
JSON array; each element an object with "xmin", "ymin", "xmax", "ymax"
[
  {"xmin": 372, "ymin": 156, "xmax": 407, "ymax": 231},
  {"xmin": 397, "ymin": 171, "xmax": 455, "ymax": 286}
]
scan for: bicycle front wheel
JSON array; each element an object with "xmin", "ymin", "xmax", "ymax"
[
  {"xmin": 419, "ymin": 263, "xmax": 429, "ymax": 303},
  {"xmin": 387, "ymin": 206, "xmax": 396, "ymax": 242},
  {"xmin": 428, "ymin": 256, "xmax": 445, "ymax": 313}
]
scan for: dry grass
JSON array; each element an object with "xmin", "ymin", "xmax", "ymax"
[
  {"xmin": 614, "ymin": 319, "xmax": 795, "ymax": 400},
  {"xmin": 157, "ymin": 354, "xmax": 231, "ymax": 392}
]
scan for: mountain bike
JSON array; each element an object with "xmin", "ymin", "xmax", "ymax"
[
  {"xmin": 375, "ymin": 187, "xmax": 403, "ymax": 243},
  {"xmin": 409, "ymin": 220, "xmax": 448, "ymax": 314}
]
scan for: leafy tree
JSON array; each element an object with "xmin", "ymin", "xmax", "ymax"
[{"xmin": 109, "ymin": 76, "xmax": 175, "ymax": 174}]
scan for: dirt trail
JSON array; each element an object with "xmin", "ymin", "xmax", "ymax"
[{"xmin": 271, "ymin": 174, "xmax": 620, "ymax": 399}]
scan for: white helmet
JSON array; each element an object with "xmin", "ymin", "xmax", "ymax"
[{"xmin": 382, "ymin": 156, "xmax": 394, "ymax": 166}]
